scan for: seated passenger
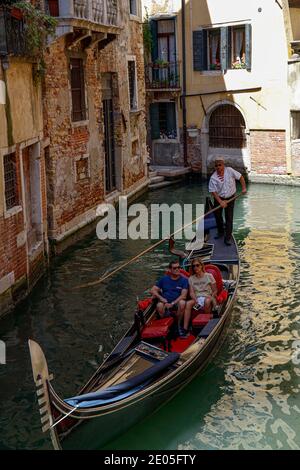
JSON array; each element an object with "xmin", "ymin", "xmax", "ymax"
[
  {"xmin": 183, "ymin": 258, "xmax": 217, "ymax": 331},
  {"xmin": 150, "ymin": 260, "xmax": 189, "ymax": 337}
]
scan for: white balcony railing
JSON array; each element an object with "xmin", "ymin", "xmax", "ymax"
[{"xmin": 73, "ymin": 0, "xmax": 118, "ymax": 25}]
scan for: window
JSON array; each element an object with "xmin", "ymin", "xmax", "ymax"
[
  {"xmin": 46, "ymin": 0, "xmax": 59, "ymax": 16},
  {"xmin": 128, "ymin": 60, "xmax": 137, "ymax": 110},
  {"xmin": 291, "ymin": 111, "xmax": 300, "ymax": 140},
  {"xmin": 208, "ymin": 29, "xmax": 221, "ymax": 70},
  {"xmin": 4, "ymin": 152, "xmax": 19, "ymax": 210},
  {"xmin": 150, "ymin": 102, "xmax": 177, "ymax": 140},
  {"xmin": 157, "ymin": 19, "xmax": 176, "ymax": 63},
  {"xmin": 70, "ymin": 58, "xmax": 86, "ymax": 122},
  {"xmin": 231, "ymin": 26, "xmax": 246, "ymax": 69},
  {"xmin": 129, "ymin": 0, "xmax": 137, "ymax": 16},
  {"xmin": 193, "ymin": 24, "xmax": 251, "ymax": 72},
  {"xmin": 209, "ymin": 104, "xmax": 246, "ymax": 148}
]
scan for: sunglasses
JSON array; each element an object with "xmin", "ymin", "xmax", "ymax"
[
  {"xmin": 215, "ymin": 163, "xmax": 223, "ymax": 167},
  {"xmin": 192, "ymin": 263, "xmax": 202, "ymax": 268},
  {"xmin": 172, "ymin": 266, "xmax": 180, "ymax": 270}
]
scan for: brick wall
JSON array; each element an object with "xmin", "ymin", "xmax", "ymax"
[
  {"xmin": 250, "ymin": 130, "xmax": 287, "ymax": 175},
  {"xmin": 0, "ymin": 142, "xmax": 47, "ymax": 317}
]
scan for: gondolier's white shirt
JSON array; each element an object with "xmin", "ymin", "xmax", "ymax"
[{"xmin": 209, "ymin": 167, "xmax": 241, "ymax": 198}]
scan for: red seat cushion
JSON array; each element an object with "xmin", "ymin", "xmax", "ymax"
[
  {"xmin": 138, "ymin": 298, "xmax": 153, "ymax": 311},
  {"xmin": 205, "ymin": 264, "xmax": 223, "ymax": 294},
  {"xmin": 192, "ymin": 313, "xmax": 213, "ymax": 327},
  {"xmin": 141, "ymin": 317, "xmax": 174, "ymax": 339},
  {"xmin": 216, "ymin": 289, "xmax": 228, "ymax": 304}
]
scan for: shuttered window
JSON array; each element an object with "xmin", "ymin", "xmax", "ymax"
[
  {"xmin": 128, "ymin": 60, "xmax": 137, "ymax": 110},
  {"xmin": 193, "ymin": 24, "xmax": 251, "ymax": 72},
  {"xmin": 4, "ymin": 152, "xmax": 19, "ymax": 210},
  {"xmin": 291, "ymin": 111, "xmax": 300, "ymax": 140},
  {"xmin": 209, "ymin": 104, "xmax": 246, "ymax": 148},
  {"xmin": 70, "ymin": 58, "xmax": 86, "ymax": 122},
  {"xmin": 130, "ymin": 0, "xmax": 137, "ymax": 16},
  {"xmin": 150, "ymin": 102, "xmax": 177, "ymax": 140}
]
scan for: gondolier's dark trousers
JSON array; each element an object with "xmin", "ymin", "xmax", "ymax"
[{"xmin": 213, "ymin": 194, "xmax": 236, "ymax": 241}]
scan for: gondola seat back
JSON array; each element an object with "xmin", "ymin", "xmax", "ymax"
[{"xmin": 204, "ymin": 264, "xmax": 228, "ymax": 305}]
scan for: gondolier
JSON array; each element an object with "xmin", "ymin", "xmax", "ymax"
[{"xmin": 209, "ymin": 157, "xmax": 247, "ymax": 246}]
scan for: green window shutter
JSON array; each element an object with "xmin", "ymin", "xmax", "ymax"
[
  {"xmin": 193, "ymin": 30, "xmax": 208, "ymax": 71},
  {"xmin": 221, "ymin": 27, "xmax": 229, "ymax": 72},
  {"xmin": 150, "ymin": 103, "xmax": 160, "ymax": 139},
  {"xmin": 150, "ymin": 20, "xmax": 158, "ymax": 63},
  {"xmin": 245, "ymin": 24, "xmax": 252, "ymax": 71}
]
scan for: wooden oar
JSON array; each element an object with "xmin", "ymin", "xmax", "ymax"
[{"xmin": 75, "ymin": 193, "xmax": 243, "ymax": 289}]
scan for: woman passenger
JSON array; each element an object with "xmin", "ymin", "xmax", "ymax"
[{"xmin": 183, "ymin": 258, "xmax": 217, "ymax": 331}]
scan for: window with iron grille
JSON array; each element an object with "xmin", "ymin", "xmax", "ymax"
[
  {"xmin": 209, "ymin": 104, "xmax": 246, "ymax": 148},
  {"xmin": 128, "ymin": 60, "xmax": 137, "ymax": 110},
  {"xmin": 70, "ymin": 58, "xmax": 86, "ymax": 122},
  {"xmin": 4, "ymin": 152, "xmax": 19, "ymax": 210}
]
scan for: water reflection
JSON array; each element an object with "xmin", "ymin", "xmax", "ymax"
[{"xmin": 1, "ymin": 182, "xmax": 300, "ymax": 450}]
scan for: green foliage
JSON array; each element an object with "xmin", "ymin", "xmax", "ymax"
[
  {"xmin": 13, "ymin": 2, "xmax": 58, "ymax": 83},
  {"xmin": 143, "ymin": 8, "xmax": 152, "ymax": 61}
]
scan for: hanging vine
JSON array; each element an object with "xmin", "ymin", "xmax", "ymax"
[
  {"xmin": 12, "ymin": 2, "xmax": 58, "ymax": 83},
  {"xmin": 143, "ymin": 8, "xmax": 153, "ymax": 63}
]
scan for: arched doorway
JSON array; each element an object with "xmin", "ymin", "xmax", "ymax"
[{"xmin": 201, "ymin": 101, "xmax": 250, "ymax": 176}]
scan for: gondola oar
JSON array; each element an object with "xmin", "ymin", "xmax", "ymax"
[{"xmin": 75, "ymin": 193, "xmax": 243, "ymax": 289}]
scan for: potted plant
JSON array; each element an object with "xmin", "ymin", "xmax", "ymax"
[{"xmin": 187, "ymin": 125, "xmax": 199, "ymax": 138}]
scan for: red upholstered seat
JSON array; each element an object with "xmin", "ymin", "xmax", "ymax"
[
  {"xmin": 205, "ymin": 264, "xmax": 223, "ymax": 294},
  {"xmin": 204, "ymin": 264, "xmax": 228, "ymax": 304},
  {"xmin": 192, "ymin": 313, "xmax": 213, "ymax": 327},
  {"xmin": 138, "ymin": 298, "xmax": 153, "ymax": 311},
  {"xmin": 141, "ymin": 317, "xmax": 174, "ymax": 339}
]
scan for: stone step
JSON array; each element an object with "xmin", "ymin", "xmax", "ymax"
[
  {"xmin": 150, "ymin": 175, "xmax": 165, "ymax": 184},
  {"xmin": 149, "ymin": 179, "xmax": 183, "ymax": 190},
  {"xmin": 149, "ymin": 171, "xmax": 158, "ymax": 178}
]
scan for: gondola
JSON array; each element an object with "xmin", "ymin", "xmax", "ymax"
[{"xmin": 28, "ymin": 199, "xmax": 240, "ymax": 450}]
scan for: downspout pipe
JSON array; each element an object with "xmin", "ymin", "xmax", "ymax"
[{"xmin": 181, "ymin": 0, "xmax": 188, "ymax": 167}]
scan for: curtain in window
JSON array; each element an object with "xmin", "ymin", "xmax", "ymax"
[
  {"xmin": 169, "ymin": 35, "xmax": 176, "ymax": 63},
  {"xmin": 211, "ymin": 34, "xmax": 219, "ymax": 66},
  {"xmin": 158, "ymin": 36, "xmax": 168, "ymax": 62},
  {"xmin": 234, "ymin": 30, "xmax": 244, "ymax": 62}
]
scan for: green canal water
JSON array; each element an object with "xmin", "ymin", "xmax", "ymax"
[{"xmin": 0, "ymin": 181, "xmax": 300, "ymax": 450}]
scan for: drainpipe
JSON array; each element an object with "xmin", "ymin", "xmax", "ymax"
[{"xmin": 181, "ymin": 0, "xmax": 188, "ymax": 167}]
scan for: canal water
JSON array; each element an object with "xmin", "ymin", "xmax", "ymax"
[{"xmin": 0, "ymin": 181, "xmax": 300, "ymax": 450}]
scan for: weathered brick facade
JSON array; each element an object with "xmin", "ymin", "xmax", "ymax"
[
  {"xmin": 0, "ymin": 1, "xmax": 148, "ymax": 317},
  {"xmin": 0, "ymin": 3, "xmax": 48, "ymax": 316},
  {"xmin": 250, "ymin": 131, "xmax": 287, "ymax": 175},
  {"xmin": 44, "ymin": 3, "xmax": 148, "ymax": 251}
]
